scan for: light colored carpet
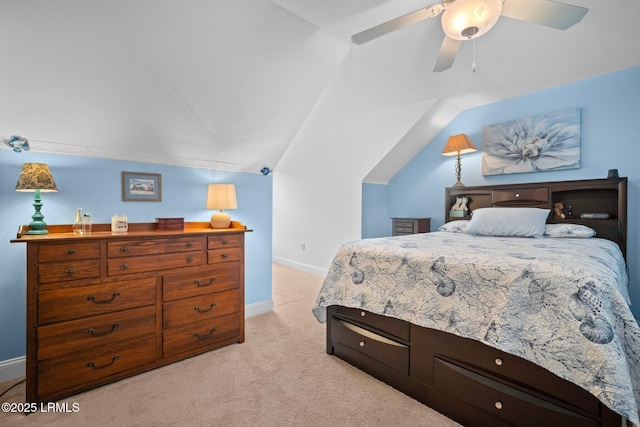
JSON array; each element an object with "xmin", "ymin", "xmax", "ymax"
[{"xmin": 0, "ymin": 263, "xmax": 460, "ymax": 427}]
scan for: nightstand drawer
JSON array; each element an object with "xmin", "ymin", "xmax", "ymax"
[
  {"xmin": 392, "ymin": 218, "xmax": 430, "ymax": 236},
  {"xmin": 163, "ymin": 289, "xmax": 242, "ymax": 329}
]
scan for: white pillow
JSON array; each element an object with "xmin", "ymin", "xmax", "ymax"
[
  {"xmin": 439, "ymin": 220, "xmax": 469, "ymax": 233},
  {"xmin": 464, "ymin": 208, "xmax": 550, "ymax": 238},
  {"xmin": 544, "ymin": 223, "xmax": 596, "ymax": 238}
]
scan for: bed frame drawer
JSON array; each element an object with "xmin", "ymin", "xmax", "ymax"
[
  {"xmin": 331, "ymin": 306, "xmax": 409, "ymax": 341},
  {"xmin": 433, "ymin": 330, "xmax": 599, "ymax": 415},
  {"xmin": 434, "ymin": 357, "xmax": 599, "ymax": 427},
  {"xmin": 330, "ymin": 317, "xmax": 408, "ymax": 374}
]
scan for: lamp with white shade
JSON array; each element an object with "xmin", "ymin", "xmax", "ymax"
[
  {"xmin": 206, "ymin": 184, "xmax": 237, "ymax": 229},
  {"xmin": 441, "ymin": 134, "xmax": 478, "ymax": 187},
  {"xmin": 15, "ymin": 163, "xmax": 58, "ymax": 235}
]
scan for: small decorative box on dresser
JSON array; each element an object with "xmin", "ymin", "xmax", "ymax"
[
  {"xmin": 392, "ymin": 218, "xmax": 430, "ymax": 236},
  {"xmin": 11, "ymin": 221, "xmax": 251, "ymax": 403}
]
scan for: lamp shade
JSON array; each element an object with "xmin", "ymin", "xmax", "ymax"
[
  {"xmin": 206, "ymin": 184, "xmax": 237, "ymax": 210},
  {"xmin": 15, "ymin": 163, "xmax": 58, "ymax": 192},
  {"xmin": 442, "ymin": 134, "xmax": 478, "ymax": 156},
  {"xmin": 206, "ymin": 184, "xmax": 237, "ymax": 229},
  {"xmin": 441, "ymin": 0, "xmax": 502, "ymax": 40}
]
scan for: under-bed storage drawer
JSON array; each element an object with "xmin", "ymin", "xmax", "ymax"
[
  {"xmin": 433, "ymin": 331, "xmax": 599, "ymax": 415},
  {"xmin": 331, "ymin": 306, "xmax": 409, "ymax": 341},
  {"xmin": 330, "ymin": 317, "xmax": 408, "ymax": 374},
  {"xmin": 433, "ymin": 358, "xmax": 598, "ymax": 427}
]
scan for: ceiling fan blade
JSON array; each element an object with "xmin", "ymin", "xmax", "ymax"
[
  {"xmin": 501, "ymin": 0, "xmax": 588, "ymax": 30},
  {"xmin": 433, "ymin": 36, "xmax": 461, "ymax": 72},
  {"xmin": 351, "ymin": 5, "xmax": 443, "ymax": 45}
]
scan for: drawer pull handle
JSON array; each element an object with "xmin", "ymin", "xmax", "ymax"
[
  {"xmin": 221, "ymin": 253, "xmax": 229, "ymax": 258},
  {"xmin": 359, "ymin": 341, "xmax": 366, "ymax": 347},
  {"xmin": 222, "ymin": 239, "xmax": 228, "ymax": 244},
  {"xmin": 87, "ymin": 292, "xmax": 121, "ymax": 304},
  {"xmin": 194, "ymin": 328, "xmax": 217, "ymax": 339},
  {"xmin": 120, "ymin": 264, "xmax": 129, "ymax": 270},
  {"xmin": 65, "ymin": 268, "xmax": 77, "ymax": 276},
  {"xmin": 120, "ymin": 247, "xmax": 129, "ymax": 252},
  {"xmin": 495, "ymin": 357, "xmax": 503, "ymax": 366},
  {"xmin": 86, "ymin": 324, "xmax": 120, "ymax": 337},
  {"xmin": 86, "ymin": 355, "xmax": 119, "ymax": 370},
  {"xmin": 515, "ymin": 193, "xmax": 520, "ymax": 198},
  {"xmin": 186, "ymin": 257, "xmax": 194, "ymax": 262},
  {"xmin": 360, "ymin": 311, "xmax": 366, "ymax": 317},
  {"xmin": 186, "ymin": 241, "xmax": 193, "ymax": 247},
  {"xmin": 494, "ymin": 401, "xmax": 503, "ymax": 410},
  {"xmin": 194, "ymin": 302, "xmax": 216, "ymax": 313},
  {"xmin": 66, "ymin": 248, "xmax": 77, "ymax": 254},
  {"xmin": 194, "ymin": 278, "xmax": 216, "ymax": 287}
]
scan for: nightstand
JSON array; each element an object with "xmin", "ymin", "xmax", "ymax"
[{"xmin": 392, "ymin": 218, "xmax": 430, "ymax": 236}]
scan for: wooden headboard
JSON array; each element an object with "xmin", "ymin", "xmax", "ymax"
[{"xmin": 445, "ymin": 177, "xmax": 628, "ymax": 258}]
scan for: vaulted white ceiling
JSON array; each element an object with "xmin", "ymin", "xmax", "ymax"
[{"xmin": 2, "ymin": 0, "xmax": 639, "ymax": 181}]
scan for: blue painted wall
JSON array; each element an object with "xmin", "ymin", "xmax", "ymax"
[
  {"xmin": 363, "ymin": 65, "xmax": 640, "ymax": 318},
  {"xmin": 362, "ymin": 182, "xmax": 390, "ymax": 238},
  {"xmin": 0, "ymin": 152, "xmax": 272, "ymax": 361}
]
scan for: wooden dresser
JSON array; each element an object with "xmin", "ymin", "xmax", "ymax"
[{"xmin": 11, "ymin": 221, "xmax": 251, "ymax": 403}]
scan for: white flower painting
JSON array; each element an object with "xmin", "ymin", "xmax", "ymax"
[{"xmin": 482, "ymin": 108, "xmax": 580, "ymax": 176}]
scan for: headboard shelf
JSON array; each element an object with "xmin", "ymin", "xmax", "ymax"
[{"xmin": 445, "ymin": 177, "xmax": 627, "ymax": 257}]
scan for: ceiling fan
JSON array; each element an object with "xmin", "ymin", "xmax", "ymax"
[{"xmin": 351, "ymin": 0, "xmax": 588, "ymax": 72}]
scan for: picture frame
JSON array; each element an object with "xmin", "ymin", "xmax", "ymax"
[
  {"xmin": 121, "ymin": 172, "xmax": 162, "ymax": 202},
  {"xmin": 481, "ymin": 108, "xmax": 581, "ymax": 176}
]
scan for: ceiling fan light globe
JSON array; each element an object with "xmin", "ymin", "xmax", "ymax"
[{"xmin": 442, "ymin": 0, "xmax": 502, "ymax": 40}]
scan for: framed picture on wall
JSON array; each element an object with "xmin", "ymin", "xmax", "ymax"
[{"xmin": 122, "ymin": 172, "xmax": 162, "ymax": 202}]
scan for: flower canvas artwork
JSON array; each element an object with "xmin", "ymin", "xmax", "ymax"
[{"xmin": 481, "ymin": 108, "xmax": 580, "ymax": 176}]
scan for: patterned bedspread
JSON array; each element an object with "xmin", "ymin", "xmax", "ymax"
[{"xmin": 312, "ymin": 232, "xmax": 640, "ymax": 425}]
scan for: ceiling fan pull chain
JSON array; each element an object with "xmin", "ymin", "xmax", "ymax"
[{"xmin": 472, "ymin": 36, "xmax": 477, "ymax": 73}]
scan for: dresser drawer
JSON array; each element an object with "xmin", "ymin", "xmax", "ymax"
[
  {"xmin": 107, "ymin": 251, "xmax": 203, "ymax": 275},
  {"xmin": 433, "ymin": 331, "xmax": 599, "ymax": 414},
  {"xmin": 39, "ymin": 242, "xmax": 100, "ymax": 263},
  {"xmin": 163, "ymin": 289, "xmax": 242, "ymax": 329},
  {"xmin": 433, "ymin": 358, "xmax": 598, "ymax": 427},
  {"xmin": 163, "ymin": 262, "xmax": 241, "ymax": 301},
  {"xmin": 37, "ymin": 335, "xmax": 156, "ymax": 397},
  {"xmin": 330, "ymin": 317, "xmax": 408, "ymax": 374},
  {"xmin": 38, "ymin": 277, "xmax": 156, "ymax": 324},
  {"xmin": 163, "ymin": 313, "xmax": 242, "ymax": 358},
  {"xmin": 38, "ymin": 306, "xmax": 156, "ymax": 360},
  {"xmin": 492, "ymin": 188, "xmax": 549, "ymax": 206},
  {"xmin": 208, "ymin": 235, "xmax": 241, "ymax": 249},
  {"xmin": 107, "ymin": 237, "xmax": 203, "ymax": 258},
  {"xmin": 331, "ymin": 306, "xmax": 409, "ymax": 341},
  {"xmin": 208, "ymin": 247, "xmax": 242, "ymax": 264},
  {"xmin": 39, "ymin": 260, "xmax": 101, "ymax": 283}
]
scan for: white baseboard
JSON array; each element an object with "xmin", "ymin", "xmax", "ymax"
[
  {"xmin": 0, "ymin": 356, "xmax": 25, "ymax": 383},
  {"xmin": 245, "ymin": 300, "xmax": 274, "ymax": 318},
  {"xmin": 272, "ymin": 257, "xmax": 327, "ymax": 278}
]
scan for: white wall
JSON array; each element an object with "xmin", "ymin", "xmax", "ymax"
[{"xmin": 273, "ymin": 51, "xmax": 434, "ymax": 275}]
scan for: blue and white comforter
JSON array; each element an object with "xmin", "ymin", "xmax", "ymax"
[{"xmin": 312, "ymin": 232, "xmax": 640, "ymax": 425}]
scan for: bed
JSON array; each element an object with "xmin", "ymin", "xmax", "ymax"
[{"xmin": 313, "ymin": 177, "xmax": 639, "ymax": 427}]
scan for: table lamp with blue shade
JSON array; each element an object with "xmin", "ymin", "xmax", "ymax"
[{"xmin": 15, "ymin": 163, "xmax": 58, "ymax": 235}]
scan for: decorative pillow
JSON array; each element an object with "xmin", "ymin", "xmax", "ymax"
[
  {"xmin": 464, "ymin": 207, "xmax": 550, "ymax": 238},
  {"xmin": 544, "ymin": 223, "xmax": 596, "ymax": 238},
  {"xmin": 439, "ymin": 220, "xmax": 469, "ymax": 233}
]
